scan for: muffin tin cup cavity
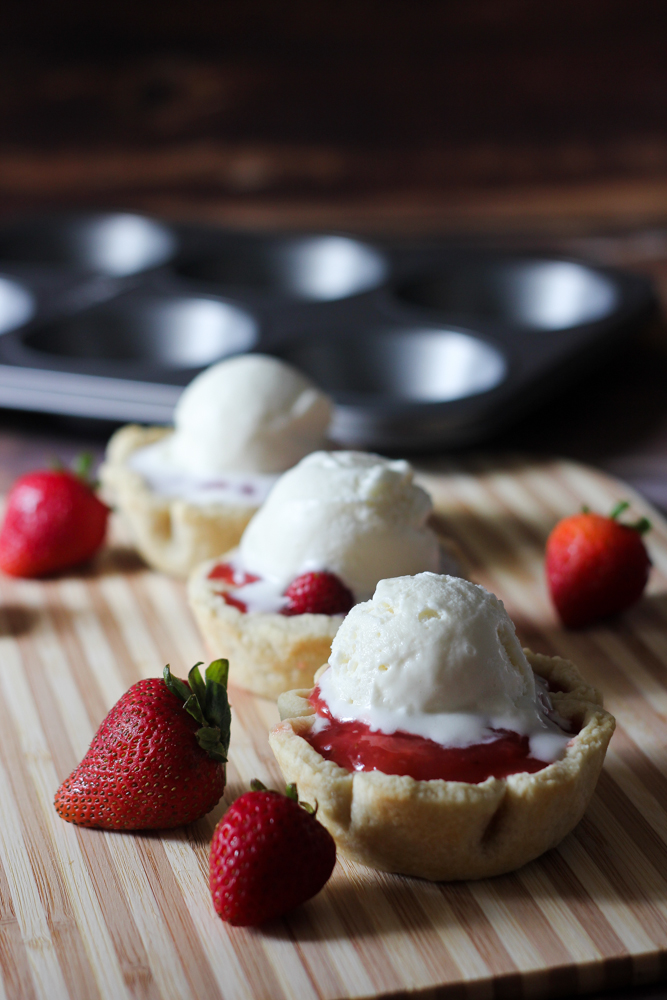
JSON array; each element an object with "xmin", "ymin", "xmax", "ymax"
[
  {"xmin": 278, "ymin": 327, "xmax": 507, "ymax": 404},
  {"xmin": 176, "ymin": 234, "xmax": 388, "ymax": 301},
  {"xmin": 0, "ymin": 213, "xmax": 177, "ymax": 276},
  {"xmin": 396, "ymin": 257, "xmax": 619, "ymax": 331},
  {"xmin": 0, "ymin": 276, "xmax": 35, "ymax": 334},
  {"xmin": 22, "ymin": 294, "xmax": 258, "ymax": 373},
  {"xmin": 0, "ymin": 218, "xmax": 656, "ymax": 449}
]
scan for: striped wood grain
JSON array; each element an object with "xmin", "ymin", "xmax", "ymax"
[{"xmin": 1, "ymin": 457, "xmax": 667, "ymax": 1000}]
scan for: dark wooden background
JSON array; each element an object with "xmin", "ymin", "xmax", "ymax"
[{"xmin": 1, "ymin": 0, "xmax": 667, "ymax": 234}]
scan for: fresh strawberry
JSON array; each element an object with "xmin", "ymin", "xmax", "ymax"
[
  {"xmin": 0, "ymin": 454, "xmax": 108, "ymax": 577},
  {"xmin": 55, "ymin": 660, "xmax": 231, "ymax": 829},
  {"xmin": 209, "ymin": 780, "xmax": 336, "ymax": 926},
  {"xmin": 282, "ymin": 571, "xmax": 354, "ymax": 616},
  {"xmin": 545, "ymin": 501, "xmax": 651, "ymax": 628}
]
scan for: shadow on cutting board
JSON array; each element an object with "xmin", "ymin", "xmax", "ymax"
[
  {"xmin": 0, "ymin": 603, "xmax": 40, "ymax": 636},
  {"xmin": 265, "ymin": 870, "xmax": 437, "ymax": 941}
]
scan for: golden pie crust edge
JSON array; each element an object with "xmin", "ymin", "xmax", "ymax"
[
  {"xmin": 188, "ymin": 553, "xmax": 344, "ymax": 699},
  {"xmin": 99, "ymin": 425, "xmax": 256, "ymax": 577},
  {"xmin": 268, "ymin": 650, "xmax": 615, "ymax": 880}
]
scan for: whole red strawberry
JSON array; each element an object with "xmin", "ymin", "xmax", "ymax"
[
  {"xmin": 282, "ymin": 571, "xmax": 354, "ymax": 616},
  {"xmin": 0, "ymin": 454, "xmax": 108, "ymax": 577},
  {"xmin": 210, "ymin": 781, "xmax": 336, "ymax": 926},
  {"xmin": 546, "ymin": 501, "xmax": 651, "ymax": 628},
  {"xmin": 55, "ymin": 660, "xmax": 231, "ymax": 829}
]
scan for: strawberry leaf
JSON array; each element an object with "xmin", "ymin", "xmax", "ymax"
[
  {"xmin": 73, "ymin": 452, "xmax": 94, "ymax": 481},
  {"xmin": 188, "ymin": 662, "xmax": 207, "ymax": 707},
  {"xmin": 608, "ymin": 501, "xmax": 652, "ymax": 536},
  {"xmin": 205, "ymin": 674, "xmax": 230, "ymax": 726},
  {"xmin": 198, "ymin": 660, "xmax": 231, "ymax": 762},
  {"xmin": 206, "ymin": 688, "xmax": 231, "ymax": 758},
  {"xmin": 247, "ymin": 779, "xmax": 317, "ymax": 815},
  {"xmin": 199, "ymin": 743, "xmax": 227, "ymax": 764},
  {"xmin": 163, "ymin": 661, "xmax": 231, "ymax": 763},
  {"xmin": 163, "ymin": 664, "xmax": 191, "ymax": 703},
  {"xmin": 206, "ymin": 658, "xmax": 229, "ymax": 689},
  {"xmin": 183, "ymin": 693, "xmax": 206, "ymax": 727},
  {"xmin": 194, "ymin": 708, "xmax": 228, "ymax": 761},
  {"xmin": 284, "ymin": 781, "xmax": 316, "ymax": 813}
]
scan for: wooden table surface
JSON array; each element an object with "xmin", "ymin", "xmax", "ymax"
[{"xmin": 3, "ymin": 457, "xmax": 667, "ymax": 1000}]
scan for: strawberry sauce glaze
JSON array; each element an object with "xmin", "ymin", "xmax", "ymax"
[
  {"xmin": 208, "ymin": 562, "xmax": 259, "ymax": 612},
  {"xmin": 208, "ymin": 562, "xmax": 259, "ymax": 586},
  {"xmin": 306, "ymin": 687, "xmax": 556, "ymax": 783}
]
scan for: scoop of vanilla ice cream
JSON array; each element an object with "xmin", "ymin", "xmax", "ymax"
[
  {"xmin": 238, "ymin": 451, "xmax": 441, "ymax": 599},
  {"xmin": 166, "ymin": 354, "xmax": 332, "ymax": 475},
  {"xmin": 317, "ymin": 573, "xmax": 542, "ymax": 748}
]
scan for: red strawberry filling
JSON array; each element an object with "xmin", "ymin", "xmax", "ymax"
[
  {"xmin": 208, "ymin": 563, "xmax": 354, "ymax": 617},
  {"xmin": 305, "ymin": 686, "xmax": 567, "ymax": 784},
  {"xmin": 221, "ymin": 593, "xmax": 249, "ymax": 612},
  {"xmin": 208, "ymin": 562, "xmax": 260, "ymax": 587},
  {"xmin": 208, "ymin": 562, "xmax": 260, "ymax": 612}
]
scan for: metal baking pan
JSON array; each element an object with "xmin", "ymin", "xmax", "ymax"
[{"xmin": 0, "ymin": 212, "xmax": 656, "ymax": 449}]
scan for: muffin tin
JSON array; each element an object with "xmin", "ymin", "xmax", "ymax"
[{"xmin": 0, "ymin": 212, "xmax": 655, "ymax": 449}]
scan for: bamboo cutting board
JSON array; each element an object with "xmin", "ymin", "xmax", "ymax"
[{"xmin": 2, "ymin": 456, "xmax": 667, "ymax": 1000}]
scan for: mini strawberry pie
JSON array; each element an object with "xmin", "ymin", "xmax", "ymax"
[
  {"xmin": 100, "ymin": 355, "xmax": 332, "ymax": 577},
  {"xmin": 269, "ymin": 573, "xmax": 615, "ymax": 880},
  {"xmin": 188, "ymin": 451, "xmax": 464, "ymax": 699}
]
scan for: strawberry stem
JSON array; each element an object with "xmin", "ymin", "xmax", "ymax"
[
  {"xmin": 73, "ymin": 452, "xmax": 95, "ymax": 482},
  {"xmin": 49, "ymin": 451, "xmax": 100, "ymax": 489},
  {"xmin": 248, "ymin": 779, "xmax": 317, "ymax": 815},
  {"xmin": 609, "ymin": 500, "xmax": 651, "ymax": 535},
  {"xmin": 163, "ymin": 662, "xmax": 231, "ymax": 763}
]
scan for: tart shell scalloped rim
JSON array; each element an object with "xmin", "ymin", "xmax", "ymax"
[
  {"xmin": 268, "ymin": 650, "xmax": 615, "ymax": 881},
  {"xmin": 99, "ymin": 424, "xmax": 256, "ymax": 577}
]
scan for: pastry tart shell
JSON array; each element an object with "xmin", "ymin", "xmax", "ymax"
[
  {"xmin": 100, "ymin": 425, "xmax": 256, "ymax": 578},
  {"xmin": 188, "ymin": 554, "xmax": 344, "ymax": 699},
  {"xmin": 269, "ymin": 651, "xmax": 615, "ymax": 880}
]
